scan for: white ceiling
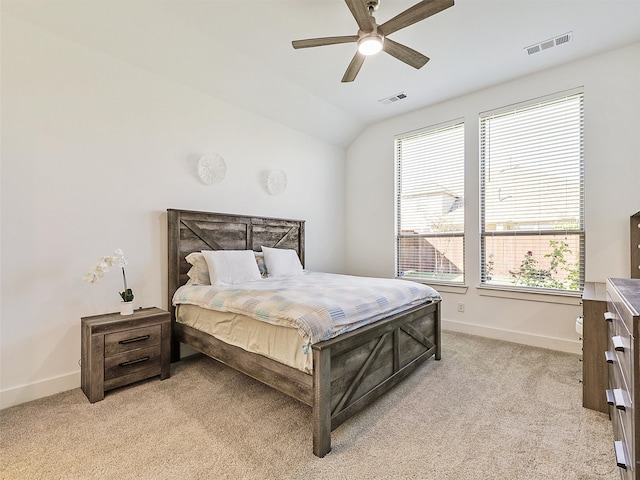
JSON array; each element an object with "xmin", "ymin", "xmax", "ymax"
[{"xmin": 3, "ymin": 0, "xmax": 640, "ymax": 147}]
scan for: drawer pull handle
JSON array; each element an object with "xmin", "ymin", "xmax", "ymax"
[
  {"xmin": 613, "ymin": 389, "xmax": 628, "ymax": 411},
  {"xmin": 606, "ymin": 389, "xmax": 615, "ymax": 405},
  {"xmin": 604, "ymin": 311, "xmax": 614, "ymax": 322},
  {"xmin": 119, "ymin": 335, "xmax": 150, "ymax": 345},
  {"xmin": 119, "ymin": 356, "xmax": 150, "ymax": 367},
  {"xmin": 615, "ymin": 440, "xmax": 628, "ymax": 470},
  {"xmin": 612, "ymin": 336, "xmax": 626, "ymax": 352},
  {"xmin": 605, "ymin": 351, "xmax": 616, "ymax": 363}
]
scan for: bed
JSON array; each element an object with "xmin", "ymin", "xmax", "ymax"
[{"xmin": 167, "ymin": 209, "xmax": 441, "ymax": 457}]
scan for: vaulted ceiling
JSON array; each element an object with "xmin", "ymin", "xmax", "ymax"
[{"xmin": 3, "ymin": 0, "xmax": 640, "ymax": 147}]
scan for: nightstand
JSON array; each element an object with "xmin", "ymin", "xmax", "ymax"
[{"xmin": 81, "ymin": 307, "xmax": 171, "ymax": 403}]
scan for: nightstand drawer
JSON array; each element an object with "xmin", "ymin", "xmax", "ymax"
[
  {"xmin": 104, "ymin": 345, "xmax": 161, "ymax": 381},
  {"xmin": 105, "ymin": 325, "xmax": 161, "ymax": 356}
]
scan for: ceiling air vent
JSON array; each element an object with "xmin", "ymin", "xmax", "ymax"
[
  {"xmin": 525, "ymin": 31, "xmax": 573, "ymax": 56},
  {"xmin": 555, "ymin": 33, "xmax": 572, "ymax": 46},
  {"xmin": 379, "ymin": 92, "xmax": 407, "ymax": 105},
  {"xmin": 526, "ymin": 45, "xmax": 541, "ymax": 55}
]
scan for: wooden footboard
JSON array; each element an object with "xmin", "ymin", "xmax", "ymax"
[{"xmin": 312, "ymin": 299, "xmax": 440, "ymax": 457}]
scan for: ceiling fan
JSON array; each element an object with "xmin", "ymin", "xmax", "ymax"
[{"xmin": 292, "ymin": 0, "xmax": 454, "ymax": 83}]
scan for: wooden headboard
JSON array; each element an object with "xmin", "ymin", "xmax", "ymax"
[{"xmin": 167, "ymin": 209, "xmax": 305, "ymax": 321}]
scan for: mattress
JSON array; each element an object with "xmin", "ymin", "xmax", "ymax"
[
  {"xmin": 173, "ymin": 271, "xmax": 441, "ymax": 345},
  {"xmin": 176, "ymin": 303, "xmax": 312, "ymax": 373}
]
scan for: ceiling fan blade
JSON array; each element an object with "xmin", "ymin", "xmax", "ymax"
[
  {"xmin": 345, "ymin": 0, "xmax": 375, "ymax": 32},
  {"xmin": 382, "ymin": 38, "xmax": 430, "ymax": 69},
  {"xmin": 292, "ymin": 35, "xmax": 359, "ymax": 49},
  {"xmin": 378, "ymin": 0, "xmax": 454, "ymax": 36},
  {"xmin": 341, "ymin": 52, "xmax": 366, "ymax": 83}
]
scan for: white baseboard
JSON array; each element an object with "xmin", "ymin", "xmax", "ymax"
[
  {"xmin": 1, "ymin": 347, "xmax": 198, "ymax": 409},
  {"xmin": 0, "ymin": 371, "xmax": 80, "ymax": 410},
  {"xmin": 442, "ymin": 318, "xmax": 582, "ymax": 355}
]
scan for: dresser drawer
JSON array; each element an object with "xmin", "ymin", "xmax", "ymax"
[
  {"xmin": 104, "ymin": 345, "xmax": 162, "ymax": 381},
  {"xmin": 607, "ymin": 309, "xmax": 633, "ymax": 393},
  {"xmin": 615, "ymin": 389, "xmax": 633, "ymax": 438},
  {"xmin": 609, "ymin": 393, "xmax": 635, "ymax": 480},
  {"xmin": 613, "ymin": 337, "xmax": 633, "ymax": 394},
  {"xmin": 609, "ymin": 356, "xmax": 628, "ymax": 395},
  {"xmin": 608, "ymin": 284, "xmax": 637, "ymax": 338},
  {"xmin": 104, "ymin": 325, "xmax": 162, "ymax": 357},
  {"xmin": 614, "ymin": 438, "xmax": 635, "ymax": 480}
]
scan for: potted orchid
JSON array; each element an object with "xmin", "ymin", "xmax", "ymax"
[{"xmin": 83, "ymin": 248, "xmax": 135, "ymax": 315}]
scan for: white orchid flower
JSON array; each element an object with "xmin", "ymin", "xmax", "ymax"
[
  {"xmin": 82, "ymin": 272, "xmax": 98, "ymax": 283},
  {"xmin": 96, "ymin": 260, "xmax": 110, "ymax": 271},
  {"xmin": 83, "ymin": 249, "xmax": 134, "ymax": 303}
]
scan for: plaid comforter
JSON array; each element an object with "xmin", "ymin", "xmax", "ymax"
[{"xmin": 173, "ymin": 271, "xmax": 440, "ymax": 344}]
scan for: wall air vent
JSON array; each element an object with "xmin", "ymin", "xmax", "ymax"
[
  {"xmin": 379, "ymin": 92, "xmax": 407, "ymax": 105},
  {"xmin": 525, "ymin": 31, "xmax": 573, "ymax": 56}
]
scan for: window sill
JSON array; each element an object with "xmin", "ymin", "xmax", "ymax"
[
  {"xmin": 476, "ymin": 284, "xmax": 582, "ymax": 305},
  {"xmin": 398, "ymin": 278, "xmax": 468, "ymax": 295}
]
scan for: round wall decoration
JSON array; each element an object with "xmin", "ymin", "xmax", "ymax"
[
  {"xmin": 267, "ymin": 169, "xmax": 287, "ymax": 195},
  {"xmin": 198, "ymin": 153, "xmax": 227, "ymax": 185}
]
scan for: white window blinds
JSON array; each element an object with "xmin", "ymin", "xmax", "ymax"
[
  {"xmin": 480, "ymin": 91, "xmax": 584, "ymax": 292},
  {"xmin": 396, "ymin": 121, "xmax": 465, "ymax": 283}
]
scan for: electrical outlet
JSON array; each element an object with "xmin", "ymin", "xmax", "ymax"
[{"xmin": 457, "ymin": 302, "xmax": 465, "ymax": 312}]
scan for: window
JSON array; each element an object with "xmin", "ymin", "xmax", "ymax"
[
  {"xmin": 395, "ymin": 121, "xmax": 465, "ymax": 283},
  {"xmin": 480, "ymin": 91, "xmax": 584, "ymax": 292}
]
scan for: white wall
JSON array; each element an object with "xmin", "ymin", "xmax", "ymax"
[
  {"xmin": 3, "ymin": 11, "xmax": 638, "ymax": 409},
  {"xmin": 346, "ymin": 42, "xmax": 640, "ymax": 353},
  {"xmin": 0, "ymin": 15, "xmax": 346, "ymax": 408}
]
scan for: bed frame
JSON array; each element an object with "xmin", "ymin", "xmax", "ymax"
[{"xmin": 167, "ymin": 209, "xmax": 441, "ymax": 457}]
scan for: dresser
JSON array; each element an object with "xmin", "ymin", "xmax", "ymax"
[
  {"xmin": 582, "ymin": 282, "xmax": 608, "ymax": 413},
  {"xmin": 606, "ymin": 278, "xmax": 640, "ymax": 478},
  {"xmin": 81, "ymin": 307, "xmax": 171, "ymax": 403}
]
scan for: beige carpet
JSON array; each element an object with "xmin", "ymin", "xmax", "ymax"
[{"xmin": 1, "ymin": 331, "xmax": 618, "ymax": 480}]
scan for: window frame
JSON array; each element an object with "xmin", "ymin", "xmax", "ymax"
[
  {"xmin": 478, "ymin": 89, "xmax": 585, "ymax": 295},
  {"xmin": 394, "ymin": 119, "xmax": 466, "ymax": 286}
]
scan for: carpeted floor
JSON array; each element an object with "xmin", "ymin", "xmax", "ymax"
[{"xmin": 0, "ymin": 331, "xmax": 618, "ymax": 480}]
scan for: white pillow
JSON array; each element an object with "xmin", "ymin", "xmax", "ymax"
[
  {"xmin": 202, "ymin": 250, "xmax": 262, "ymax": 285},
  {"xmin": 261, "ymin": 246, "xmax": 304, "ymax": 277},
  {"xmin": 185, "ymin": 252, "xmax": 210, "ymax": 285}
]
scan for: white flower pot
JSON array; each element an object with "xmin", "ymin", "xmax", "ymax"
[{"xmin": 120, "ymin": 301, "xmax": 134, "ymax": 316}]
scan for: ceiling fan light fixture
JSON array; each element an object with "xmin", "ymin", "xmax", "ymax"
[
  {"xmin": 358, "ymin": 33, "xmax": 384, "ymax": 56},
  {"xmin": 292, "ymin": 0, "xmax": 454, "ymax": 82}
]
